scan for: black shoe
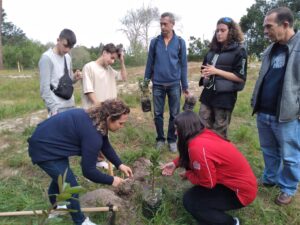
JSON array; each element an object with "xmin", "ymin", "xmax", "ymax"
[{"xmin": 257, "ymin": 178, "xmax": 276, "ymax": 187}]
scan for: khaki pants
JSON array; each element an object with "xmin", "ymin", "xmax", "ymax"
[{"xmin": 199, "ymin": 103, "xmax": 232, "ymax": 139}]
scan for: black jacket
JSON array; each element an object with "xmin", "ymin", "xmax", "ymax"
[{"xmin": 200, "ymin": 42, "xmax": 247, "ymax": 110}]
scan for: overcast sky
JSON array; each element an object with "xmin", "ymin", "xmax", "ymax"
[{"xmin": 3, "ymin": 0, "xmax": 255, "ymax": 48}]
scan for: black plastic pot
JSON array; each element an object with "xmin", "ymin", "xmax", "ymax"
[
  {"xmin": 142, "ymin": 187, "xmax": 163, "ymax": 219},
  {"xmin": 141, "ymin": 96, "xmax": 151, "ymax": 112}
]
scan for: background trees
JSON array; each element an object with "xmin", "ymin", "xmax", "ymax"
[
  {"xmin": 187, "ymin": 36, "xmax": 210, "ymax": 62},
  {"xmin": 0, "ymin": 0, "xmax": 300, "ymax": 69},
  {"xmin": 240, "ymin": 0, "xmax": 300, "ymax": 58},
  {"xmin": 0, "ymin": 0, "xmax": 3, "ymax": 69},
  {"xmin": 119, "ymin": 5, "xmax": 159, "ymax": 66}
]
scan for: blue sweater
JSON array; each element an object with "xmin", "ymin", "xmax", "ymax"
[
  {"xmin": 28, "ymin": 109, "xmax": 122, "ymax": 185},
  {"xmin": 144, "ymin": 32, "xmax": 188, "ymax": 90}
]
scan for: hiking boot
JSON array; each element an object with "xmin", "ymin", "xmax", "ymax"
[
  {"xmin": 168, "ymin": 142, "xmax": 177, "ymax": 153},
  {"xmin": 82, "ymin": 217, "xmax": 97, "ymax": 225},
  {"xmin": 156, "ymin": 141, "xmax": 165, "ymax": 150},
  {"xmin": 233, "ymin": 217, "xmax": 240, "ymax": 225},
  {"xmin": 257, "ymin": 178, "xmax": 276, "ymax": 187},
  {"xmin": 275, "ymin": 192, "xmax": 292, "ymax": 205}
]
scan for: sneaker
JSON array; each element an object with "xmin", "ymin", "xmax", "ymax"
[
  {"xmin": 275, "ymin": 192, "xmax": 293, "ymax": 205},
  {"xmin": 233, "ymin": 217, "xmax": 239, "ymax": 225},
  {"xmin": 82, "ymin": 217, "xmax": 97, "ymax": 225},
  {"xmin": 168, "ymin": 142, "xmax": 177, "ymax": 153},
  {"xmin": 156, "ymin": 141, "xmax": 165, "ymax": 150},
  {"xmin": 96, "ymin": 160, "xmax": 109, "ymax": 169},
  {"xmin": 48, "ymin": 205, "xmax": 68, "ymax": 219}
]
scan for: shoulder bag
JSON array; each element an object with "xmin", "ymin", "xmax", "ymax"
[{"xmin": 50, "ymin": 56, "xmax": 74, "ymax": 100}]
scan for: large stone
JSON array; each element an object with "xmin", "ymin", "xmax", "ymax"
[{"xmin": 80, "ymin": 188, "xmax": 124, "ymax": 208}]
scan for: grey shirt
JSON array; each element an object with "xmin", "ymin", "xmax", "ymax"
[{"xmin": 39, "ymin": 48, "xmax": 75, "ymax": 113}]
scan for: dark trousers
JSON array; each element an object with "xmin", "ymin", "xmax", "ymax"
[
  {"xmin": 199, "ymin": 103, "xmax": 232, "ymax": 139},
  {"xmin": 38, "ymin": 159, "xmax": 85, "ymax": 225},
  {"xmin": 183, "ymin": 184, "xmax": 243, "ymax": 225}
]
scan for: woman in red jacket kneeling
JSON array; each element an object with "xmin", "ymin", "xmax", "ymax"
[{"xmin": 161, "ymin": 111, "xmax": 257, "ymax": 225}]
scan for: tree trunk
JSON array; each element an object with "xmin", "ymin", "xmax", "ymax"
[{"xmin": 0, "ymin": 0, "xmax": 3, "ymax": 70}]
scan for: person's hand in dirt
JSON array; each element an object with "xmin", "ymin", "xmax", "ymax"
[
  {"xmin": 112, "ymin": 176, "xmax": 125, "ymax": 187},
  {"xmin": 161, "ymin": 162, "xmax": 176, "ymax": 176},
  {"xmin": 118, "ymin": 164, "xmax": 133, "ymax": 178}
]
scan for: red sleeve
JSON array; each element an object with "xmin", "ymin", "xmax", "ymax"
[
  {"xmin": 185, "ymin": 144, "xmax": 217, "ymax": 188},
  {"xmin": 173, "ymin": 157, "xmax": 180, "ymax": 167}
]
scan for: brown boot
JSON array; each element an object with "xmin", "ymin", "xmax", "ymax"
[{"xmin": 275, "ymin": 192, "xmax": 292, "ymax": 205}]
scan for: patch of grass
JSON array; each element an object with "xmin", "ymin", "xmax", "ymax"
[
  {"xmin": 0, "ymin": 71, "xmax": 83, "ymax": 120},
  {"xmin": 22, "ymin": 126, "xmax": 36, "ymax": 140},
  {"xmin": 0, "ymin": 73, "xmax": 44, "ymax": 120},
  {"xmin": 119, "ymin": 93, "xmax": 140, "ymax": 108}
]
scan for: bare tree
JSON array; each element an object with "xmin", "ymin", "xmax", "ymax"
[
  {"xmin": 139, "ymin": 5, "xmax": 159, "ymax": 49},
  {"xmin": 0, "ymin": 0, "xmax": 3, "ymax": 70},
  {"xmin": 120, "ymin": 5, "xmax": 159, "ymax": 54},
  {"xmin": 120, "ymin": 9, "xmax": 143, "ymax": 55}
]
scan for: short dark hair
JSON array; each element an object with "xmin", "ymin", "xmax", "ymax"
[
  {"xmin": 161, "ymin": 12, "xmax": 175, "ymax": 24},
  {"xmin": 59, "ymin": 29, "xmax": 76, "ymax": 48},
  {"xmin": 267, "ymin": 7, "xmax": 294, "ymax": 27},
  {"xmin": 101, "ymin": 43, "xmax": 123, "ymax": 55}
]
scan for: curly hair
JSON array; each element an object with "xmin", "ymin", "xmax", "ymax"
[
  {"xmin": 210, "ymin": 17, "xmax": 244, "ymax": 52},
  {"xmin": 85, "ymin": 99, "xmax": 130, "ymax": 135}
]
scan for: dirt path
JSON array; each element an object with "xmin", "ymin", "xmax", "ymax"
[{"xmin": 0, "ymin": 110, "xmax": 48, "ymax": 133}]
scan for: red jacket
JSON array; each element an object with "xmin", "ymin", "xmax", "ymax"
[{"xmin": 174, "ymin": 129, "xmax": 257, "ymax": 206}]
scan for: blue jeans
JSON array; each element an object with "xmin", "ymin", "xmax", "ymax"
[
  {"xmin": 152, "ymin": 84, "xmax": 181, "ymax": 143},
  {"xmin": 38, "ymin": 159, "xmax": 86, "ymax": 225},
  {"xmin": 257, "ymin": 113, "xmax": 300, "ymax": 195}
]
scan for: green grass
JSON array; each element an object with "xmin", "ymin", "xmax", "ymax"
[
  {"xmin": 0, "ymin": 66, "xmax": 299, "ymax": 225},
  {"xmin": 0, "ymin": 70, "xmax": 82, "ymax": 120}
]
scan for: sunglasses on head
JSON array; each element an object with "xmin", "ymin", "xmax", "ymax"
[{"xmin": 221, "ymin": 17, "xmax": 232, "ymax": 23}]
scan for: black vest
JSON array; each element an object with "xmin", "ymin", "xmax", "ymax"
[{"xmin": 200, "ymin": 43, "xmax": 246, "ymax": 110}]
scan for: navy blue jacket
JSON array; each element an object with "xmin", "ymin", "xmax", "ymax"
[
  {"xmin": 144, "ymin": 32, "xmax": 188, "ymax": 90},
  {"xmin": 28, "ymin": 109, "xmax": 122, "ymax": 185}
]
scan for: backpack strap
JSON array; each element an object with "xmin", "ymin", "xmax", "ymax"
[
  {"xmin": 152, "ymin": 35, "xmax": 183, "ymax": 66},
  {"xmin": 152, "ymin": 35, "xmax": 160, "ymax": 62},
  {"xmin": 177, "ymin": 36, "xmax": 183, "ymax": 63}
]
